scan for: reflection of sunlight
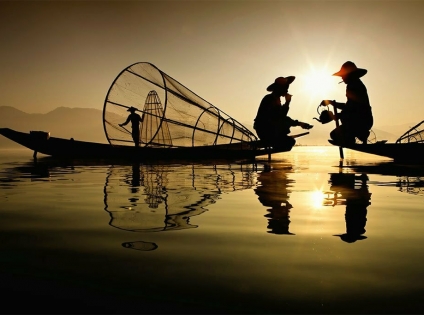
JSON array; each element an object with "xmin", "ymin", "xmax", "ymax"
[
  {"xmin": 310, "ymin": 190, "xmax": 325, "ymax": 209},
  {"xmin": 307, "ymin": 147, "xmax": 328, "ymax": 154},
  {"xmin": 301, "ymin": 68, "xmax": 335, "ymax": 100}
]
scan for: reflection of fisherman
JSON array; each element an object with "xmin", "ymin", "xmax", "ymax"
[
  {"xmin": 254, "ymin": 164, "xmax": 295, "ymax": 235},
  {"xmin": 328, "ymin": 173, "xmax": 371, "ymax": 243},
  {"xmin": 119, "ymin": 107, "xmax": 144, "ymax": 147},
  {"xmin": 130, "ymin": 162, "xmax": 142, "ymax": 194}
]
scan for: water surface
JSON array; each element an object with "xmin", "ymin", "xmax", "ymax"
[{"xmin": 0, "ymin": 147, "xmax": 423, "ymax": 313}]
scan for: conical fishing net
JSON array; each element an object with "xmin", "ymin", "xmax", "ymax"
[{"xmin": 103, "ymin": 62, "xmax": 257, "ymax": 148}]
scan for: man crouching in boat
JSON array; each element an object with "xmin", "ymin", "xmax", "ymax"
[
  {"xmin": 254, "ymin": 76, "xmax": 313, "ymax": 151},
  {"xmin": 321, "ymin": 61, "xmax": 373, "ymax": 145},
  {"xmin": 119, "ymin": 107, "xmax": 144, "ymax": 147}
]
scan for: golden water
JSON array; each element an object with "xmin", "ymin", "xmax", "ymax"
[{"xmin": 0, "ymin": 147, "xmax": 423, "ymax": 313}]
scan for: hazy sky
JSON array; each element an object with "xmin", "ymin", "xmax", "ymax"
[{"xmin": 1, "ymin": 0, "xmax": 424, "ymax": 129}]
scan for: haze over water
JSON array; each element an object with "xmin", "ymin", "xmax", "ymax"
[{"xmin": 1, "ymin": 147, "xmax": 423, "ymax": 313}]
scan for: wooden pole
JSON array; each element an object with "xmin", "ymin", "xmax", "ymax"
[{"xmin": 333, "ymin": 107, "xmax": 344, "ymax": 167}]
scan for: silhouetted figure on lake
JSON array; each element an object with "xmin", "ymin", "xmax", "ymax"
[
  {"xmin": 321, "ymin": 61, "xmax": 373, "ymax": 145},
  {"xmin": 254, "ymin": 76, "xmax": 313, "ymax": 151},
  {"xmin": 254, "ymin": 163, "xmax": 295, "ymax": 235},
  {"xmin": 328, "ymin": 173, "xmax": 371, "ymax": 243},
  {"xmin": 29, "ymin": 131, "xmax": 50, "ymax": 159},
  {"xmin": 119, "ymin": 107, "xmax": 144, "ymax": 147}
]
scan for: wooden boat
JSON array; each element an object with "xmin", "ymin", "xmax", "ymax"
[
  {"xmin": 0, "ymin": 127, "xmax": 307, "ymax": 161},
  {"xmin": 329, "ymin": 120, "xmax": 424, "ymax": 164},
  {"xmin": 0, "ymin": 62, "xmax": 309, "ymax": 161}
]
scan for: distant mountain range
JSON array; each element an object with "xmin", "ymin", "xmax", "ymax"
[
  {"xmin": 0, "ymin": 106, "xmax": 107, "ymax": 148},
  {"xmin": 0, "ymin": 106, "xmax": 416, "ymax": 148}
]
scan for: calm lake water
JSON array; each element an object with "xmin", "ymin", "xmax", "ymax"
[{"xmin": 1, "ymin": 147, "xmax": 424, "ymax": 314}]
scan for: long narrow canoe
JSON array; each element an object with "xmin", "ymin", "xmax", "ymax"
[
  {"xmin": 0, "ymin": 128, "xmax": 308, "ymax": 161},
  {"xmin": 328, "ymin": 120, "xmax": 424, "ymax": 164},
  {"xmin": 329, "ymin": 140, "xmax": 424, "ymax": 164}
]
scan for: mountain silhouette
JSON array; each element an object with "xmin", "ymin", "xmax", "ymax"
[
  {"xmin": 0, "ymin": 106, "xmax": 107, "ymax": 148},
  {"xmin": 0, "ymin": 106, "xmax": 408, "ymax": 148}
]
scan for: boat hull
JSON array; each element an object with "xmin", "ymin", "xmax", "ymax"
[
  {"xmin": 0, "ymin": 128, "xmax": 287, "ymax": 161},
  {"xmin": 335, "ymin": 141, "xmax": 424, "ymax": 164}
]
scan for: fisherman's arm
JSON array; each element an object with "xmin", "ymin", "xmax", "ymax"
[
  {"xmin": 321, "ymin": 99, "xmax": 345, "ymax": 110},
  {"xmin": 119, "ymin": 116, "xmax": 131, "ymax": 127},
  {"xmin": 287, "ymin": 117, "xmax": 313, "ymax": 130},
  {"xmin": 280, "ymin": 93, "xmax": 292, "ymax": 116},
  {"xmin": 297, "ymin": 121, "xmax": 313, "ymax": 129}
]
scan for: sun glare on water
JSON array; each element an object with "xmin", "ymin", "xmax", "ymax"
[{"xmin": 310, "ymin": 190, "xmax": 326, "ymax": 209}]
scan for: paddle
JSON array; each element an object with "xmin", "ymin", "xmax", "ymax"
[
  {"xmin": 290, "ymin": 131, "xmax": 310, "ymax": 139},
  {"xmin": 333, "ymin": 107, "xmax": 344, "ymax": 167},
  {"xmin": 119, "ymin": 124, "xmax": 132, "ymax": 135}
]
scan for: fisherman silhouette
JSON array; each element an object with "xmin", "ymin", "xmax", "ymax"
[
  {"xmin": 327, "ymin": 172, "xmax": 371, "ymax": 243},
  {"xmin": 119, "ymin": 107, "xmax": 144, "ymax": 147},
  {"xmin": 254, "ymin": 162, "xmax": 295, "ymax": 235},
  {"xmin": 254, "ymin": 76, "xmax": 313, "ymax": 151},
  {"xmin": 321, "ymin": 61, "xmax": 374, "ymax": 145}
]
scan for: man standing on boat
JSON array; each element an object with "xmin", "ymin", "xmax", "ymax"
[
  {"xmin": 321, "ymin": 61, "xmax": 373, "ymax": 145},
  {"xmin": 254, "ymin": 76, "xmax": 313, "ymax": 151},
  {"xmin": 119, "ymin": 107, "xmax": 144, "ymax": 147}
]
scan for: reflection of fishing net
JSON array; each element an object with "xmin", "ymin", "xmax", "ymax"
[
  {"xmin": 104, "ymin": 163, "xmax": 256, "ymax": 232},
  {"xmin": 397, "ymin": 176, "xmax": 424, "ymax": 196},
  {"xmin": 396, "ymin": 120, "xmax": 424, "ymax": 144},
  {"xmin": 122, "ymin": 241, "xmax": 158, "ymax": 251},
  {"xmin": 103, "ymin": 62, "xmax": 257, "ymax": 147}
]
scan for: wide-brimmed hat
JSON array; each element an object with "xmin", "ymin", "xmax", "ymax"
[
  {"xmin": 127, "ymin": 106, "xmax": 137, "ymax": 112},
  {"xmin": 267, "ymin": 76, "xmax": 296, "ymax": 92},
  {"xmin": 333, "ymin": 61, "xmax": 367, "ymax": 78}
]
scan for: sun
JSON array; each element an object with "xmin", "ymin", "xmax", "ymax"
[{"xmin": 301, "ymin": 68, "xmax": 336, "ymax": 100}]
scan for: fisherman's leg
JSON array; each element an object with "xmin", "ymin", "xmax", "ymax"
[
  {"xmin": 256, "ymin": 127, "xmax": 273, "ymax": 148},
  {"xmin": 330, "ymin": 125, "xmax": 355, "ymax": 145},
  {"xmin": 132, "ymin": 134, "xmax": 140, "ymax": 147},
  {"xmin": 330, "ymin": 126, "xmax": 343, "ymax": 143},
  {"xmin": 274, "ymin": 135, "xmax": 296, "ymax": 152},
  {"xmin": 356, "ymin": 130, "xmax": 370, "ymax": 144}
]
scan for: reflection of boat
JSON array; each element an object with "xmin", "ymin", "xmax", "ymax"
[
  {"xmin": 324, "ymin": 172, "xmax": 371, "ymax": 243},
  {"xmin": 346, "ymin": 162, "xmax": 424, "ymax": 197},
  {"xmin": 0, "ymin": 62, "xmax": 309, "ymax": 161},
  {"xmin": 2, "ymin": 158, "xmax": 257, "ymax": 251},
  {"xmin": 396, "ymin": 177, "xmax": 424, "ymax": 196},
  {"xmin": 0, "ymin": 157, "xmax": 76, "ymax": 184},
  {"xmin": 103, "ymin": 162, "xmax": 256, "ymax": 238},
  {"xmin": 329, "ymin": 120, "xmax": 424, "ymax": 164}
]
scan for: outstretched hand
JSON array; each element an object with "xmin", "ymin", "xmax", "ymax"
[
  {"xmin": 320, "ymin": 100, "xmax": 333, "ymax": 106},
  {"xmin": 300, "ymin": 122, "xmax": 313, "ymax": 130}
]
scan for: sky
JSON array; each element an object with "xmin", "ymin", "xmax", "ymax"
[{"xmin": 1, "ymin": 0, "xmax": 424, "ymax": 130}]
